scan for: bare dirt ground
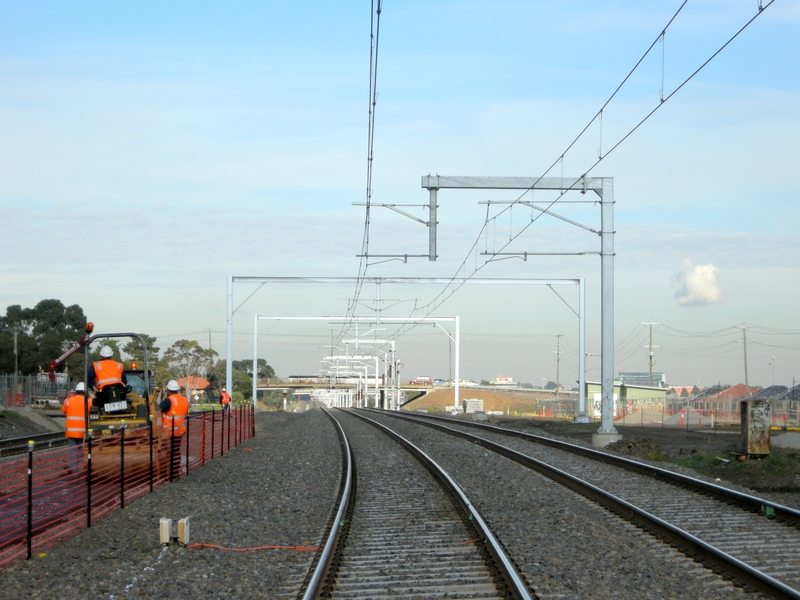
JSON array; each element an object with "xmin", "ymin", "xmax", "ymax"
[{"xmin": 404, "ymin": 389, "xmax": 800, "ymax": 494}]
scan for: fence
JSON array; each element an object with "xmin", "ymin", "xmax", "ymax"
[
  {"xmin": 0, "ymin": 405, "xmax": 255, "ymax": 570},
  {"xmin": 612, "ymin": 397, "xmax": 800, "ymax": 430},
  {"xmin": 0, "ymin": 375, "xmax": 72, "ymax": 409}
]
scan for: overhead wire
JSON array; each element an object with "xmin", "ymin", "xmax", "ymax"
[
  {"xmin": 343, "ymin": 0, "xmax": 384, "ymax": 345},
  {"xmin": 385, "ymin": 1, "xmax": 776, "ymax": 342}
]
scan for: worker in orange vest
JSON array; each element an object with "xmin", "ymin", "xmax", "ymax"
[
  {"xmin": 61, "ymin": 382, "xmax": 91, "ymax": 473},
  {"xmin": 160, "ymin": 380, "xmax": 190, "ymax": 478},
  {"xmin": 88, "ymin": 345, "xmax": 127, "ymax": 392},
  {"xmin": 220, "ymin": 387, "xmax": 231, "ymax": 411},
  {"xmin": 62, "ymin": 382, "xmax": 91, "ymax": 442}
]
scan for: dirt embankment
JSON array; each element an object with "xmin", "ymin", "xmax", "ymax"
[
  {"xmin": 0, "ymin": 409, "xmax": 56, "ymax": 439},
  {"xmin": 403, "ymin": 388, "xmax": 555, "ymax": 414}
]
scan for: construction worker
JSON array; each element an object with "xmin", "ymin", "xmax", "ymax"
[
  {"xmin": 220, "ymin": 387, "xmax": 231, "ymax": 411},
  {"xmin": 61, "ymin": 382, "xmax": 91, "ymax": 473},
  {"xmin": 88, "ymin": 345, "xmax": 128, "ymax": 394},
  {"xmin": 160, "ymin": 380, "xmax": 189, "ymax": 478}
]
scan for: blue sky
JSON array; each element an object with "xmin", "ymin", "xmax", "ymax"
[{"xmin": 1, "ymin": 1, "xmax": 799, "ymax": 388}]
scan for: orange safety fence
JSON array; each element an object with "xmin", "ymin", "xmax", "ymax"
[{"xmin": 0, "ymin": 405, "xmax": 254, "ymax": 571}]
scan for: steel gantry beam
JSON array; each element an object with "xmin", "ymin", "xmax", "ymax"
[
  {"xmin": 226, "ymin": 276, "xmax": 587, "ymax": 417},
  {"xmin": 421, "ymin": 175, "xmax": 617, "ymax": 444}
]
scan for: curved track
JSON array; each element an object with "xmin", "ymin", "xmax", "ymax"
[
  {"xmin": 300, "ymin": 408, "xmax": 535, "ymax": 600},
  {"xmin": 370, "ymin": 409, "xmax": 800, "ymax": 600},
  {"xmin": 0, "ymin": 432, "xmax": 67, "ymax": 458}
]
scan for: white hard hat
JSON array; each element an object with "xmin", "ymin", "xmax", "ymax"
[
  {"xmin": 99, "ymin": 345, "xmax": 113, "ymax": 359},
  {"xmin": 75, "ymin": 382, "xmax": 85, "ymax": 392},
  {"xmin": 221, "ymin": 387, "xmax": 226, "ymax": 392},
  {"xmin": 166, "ymin": 380, "xmax": 180, "ymax": 392}
]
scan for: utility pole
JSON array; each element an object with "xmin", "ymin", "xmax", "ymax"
[
  {"xmin": 770, "ymin": 356, "xmax": 776, "ymax": 387},
  {"xmin": 641, "ymin": 321, "xmax": 659, "ymax": 387},
  {"xmin": 2, "ymin": 328, "xmax": 23, "ymax": 396},
  {"xmin": 737, "ymin": 323, "xmax": 750, "ymax": 397},
  {"xmin": 553, "ymin": 333, "xmax": 564, "ymax": 394}
]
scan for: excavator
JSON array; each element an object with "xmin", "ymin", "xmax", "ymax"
[{"xmin": 48, "ymin": 323, "xmax": 161, "ymax": 437}]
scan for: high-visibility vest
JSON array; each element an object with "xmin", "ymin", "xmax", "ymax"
[
  {"xmin": 163, "ymin": 393, "xmax": 189, "ymax": 437},
  {"xmin": 62, "ymin": 393, "xmax": 91, "ymax": 439},
  {"xmin": 220, "ymin": 391, "xmax": 231, "ymax": 405},
  {"xmin": 93, "ymin": 360, "xmax": 124, "ymax": 390}
]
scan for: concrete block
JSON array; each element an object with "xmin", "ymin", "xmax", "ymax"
[{"xmin": 592, "ymin": 432, "xmax": 622, "ymax": 448}]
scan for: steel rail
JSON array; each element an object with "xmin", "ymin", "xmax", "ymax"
[
  {"xmin": 0, "ymin": 432, "xmax": 68, "ymax": 457},
  {"xmin": 301, "ymin": 407, "xmax": 354, "ymax": 600},
  {"xmin": 344, "ymin": 408, "xmax": 535, "ymax": 600},
  {"xmin": 387, "ymin": 410, "xmax": 800, "ymax": 526},
  {"xmin": 370, "ymin": 409, "xmax": 800, "ymax": 600}
]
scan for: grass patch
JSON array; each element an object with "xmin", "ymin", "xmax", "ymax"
[
  {"xmin": 738, "ymin": 448, "xmax": 800, "ymax": 476},
  {"xmin": 674, "ymin": 452, "xmax": 724, "ymax": 472},
  {"xmin": 0, "ymin": 410, "xmax": 23, "ymax": 420}
]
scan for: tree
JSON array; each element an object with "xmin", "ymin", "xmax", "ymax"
[
  {"xmin": 680, "ymin": 388, "xmax": 689, "ymax": 398},
  {"xmin": 480, "ymin": 379, "xmax": 491, "ymax": 386},
  {"xmin": 209, "ymin": 359, "xmax": 252, "ymax": 400},
  {"xmin": 230, "ymin": 358, "xmax": 275, "ymax": 380},
  {"xmin": 545, "ymin": 381, "xmax": 558, "ymax": 390},
  {"xmin": 123, "ymin": 334, "xmax": 160, "ymax": 366},
  {"xmin": 0, "ymin": 300, "xmax": 87, "ymax": 376},
  {"xmin": 691, "ymin": 385, "xmax": 700, "ymax": 396},
  {"xmin": 163, "ymin": 340, "xmax": 218, "ymax": 387}
]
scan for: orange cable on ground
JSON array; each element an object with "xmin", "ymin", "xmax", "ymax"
[
  {"xmin": 186, "ymin": 543, "xmax": 319, "ymax": 552},
  {"xmin": 460, "ymin": 538, "xmax": 480, "ymax": 545}
]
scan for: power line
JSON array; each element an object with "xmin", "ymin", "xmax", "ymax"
[{"xmin": 389, "ymin": 1, "xmax": 776, "ymax": 331}]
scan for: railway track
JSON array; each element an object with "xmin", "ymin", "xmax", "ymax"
[
  {"xmin": 296, "ymin": 408, "xmax": 535, "ymax": 599},
  {"xmin": 367, "ymin": 409, "xmax": 800, "ymax": 599},
  {"xmin": 0, "ymin": 432, "xmax": 67, "ymax": 457}
]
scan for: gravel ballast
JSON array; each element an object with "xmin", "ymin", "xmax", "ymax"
[
  {"xmin": 0, "ymin": 410, "xmax": 341, "ymax": 599},
  {"xmin": 359, "ymin": 409, "xmax": 765, "ymax": 600}
]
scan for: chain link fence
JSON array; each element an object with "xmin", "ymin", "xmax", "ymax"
[{"xmin": 0, "ymin": 375, "xmax": 72, "ymax": 409}]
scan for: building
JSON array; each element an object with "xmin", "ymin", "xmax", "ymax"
[
  {"xmin": 586, "ymin": 381, "xmax": 668, "ymax": 417},
  {"xmin": 615, "ymin": 372, "xmax": 667, "ymax": 388},
  {"xmin": 176, "ymin": 376, "xmax": 212, "ymax": 403}
]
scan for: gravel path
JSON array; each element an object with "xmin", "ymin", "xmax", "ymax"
[
  {"xmin": 361, "ymin": 409, "xmax": 766, "ymax": 600},
  {"xmin": 0, "ymin": 409, "xmax": 340, "ymax": 599}
]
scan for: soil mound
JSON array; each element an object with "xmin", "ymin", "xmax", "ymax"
[{"xmin": 606, "ymin": 437, "xmax": 667, "ymax": 460}]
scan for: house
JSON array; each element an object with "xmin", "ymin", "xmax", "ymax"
[
  {"xmin": 691, "ymin": 384, "xmax": 759, "ymax": 414},
  {"xmin": 176, "ymin": 376, "xmax": 212, "ymax": 403}
]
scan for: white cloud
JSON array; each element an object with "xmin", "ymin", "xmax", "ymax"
[{"xmin": 672, "ymin": 259, "xmax": 723, "ymax": 307}]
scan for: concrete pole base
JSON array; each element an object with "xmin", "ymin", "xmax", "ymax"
[{"xmin": 592, "ymin": 432, "xmax": 623, "ymax": 448}]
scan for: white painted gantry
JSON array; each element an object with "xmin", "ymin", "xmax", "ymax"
[
  {"xmin": 226, "ymin": 276, "xmax": 587, "ymax": 416},
  {"xmin": 420, "ymin": 176, "xmax": 616, "ymax": 441},
  {"xmin": 252, "ymin": 316, "xmax": 459, "ymax": 410}
]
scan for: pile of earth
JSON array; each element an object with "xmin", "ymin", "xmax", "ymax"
[
  {"xmin": 605, "ymin": 437, "xmax": 669, "ymax": 460},
  {"xmin": 403, "ymin": 388, "xmax": 554, "ymax": 414}
]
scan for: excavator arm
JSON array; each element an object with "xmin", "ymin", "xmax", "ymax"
[{"xmin": 47, "ymin": 322, "xmax": 94, "ymax": 380}]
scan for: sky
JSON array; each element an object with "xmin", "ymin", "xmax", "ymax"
[{"xmin": 1, "ymin": 1, "xmax": 799, "ymax": 389}]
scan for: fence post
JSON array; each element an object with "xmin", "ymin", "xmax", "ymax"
[
  {"xmin": 211, "ymin": 409, "xmax": 215, "ymax": 460},
  {"xmin": 252, "ymin": 405, "xmax": 255, "ymax": 439},
  {"xmin": 185, "ymin": 414, "xmax": 190, "ymax": 477},
  {"xmin": 202, "ymin": 411, "xmax": 207, "ymax": 466},
  {"xmin": 148, "ymin": 419, "xmax": 154, "ymax": 493},
  {"xmin": 221, "ymin": 408, "xmax": 225, "ymax": 457},
  {"xmin": 169, "ymin": 418, "xmax": 175, "ymax": 483},
  {"xmin": 120, "ymin": 423, "xmax": 126, "ymax": 509},
  {"xmin": 87, "ymin": 431, "xmax": 93, "ymax": 528},
  {"xmin": 227, "ymin": 408, "xmax": 231, "ymax": 451},
  {"xmin": 27, "ymin": 440, "xmax": 34, "ymax": 560}
]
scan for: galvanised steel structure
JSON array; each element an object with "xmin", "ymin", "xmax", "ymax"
[
  {"xmin": 420, "ymin": 176, "xmax": 616, "ymax": 441},
  {"xmin": 225, "ymin": 276, "xmax": 587, "ymax": 415}
]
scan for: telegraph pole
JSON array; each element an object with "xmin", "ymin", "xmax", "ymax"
[
  {"xmin": 641, "ymin": 321, "xmax": 659, "ymax": 387},
  {"xmin": 2, "ymin": 328, "xmax": 22, "ymax": 396},
  {"xmin": 553, "ymin": 333, "xmax": 564, "ymax": 394},
  {"xmin": 737, "ymin": 323, "xmax": 750, "ymax": 397}
]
